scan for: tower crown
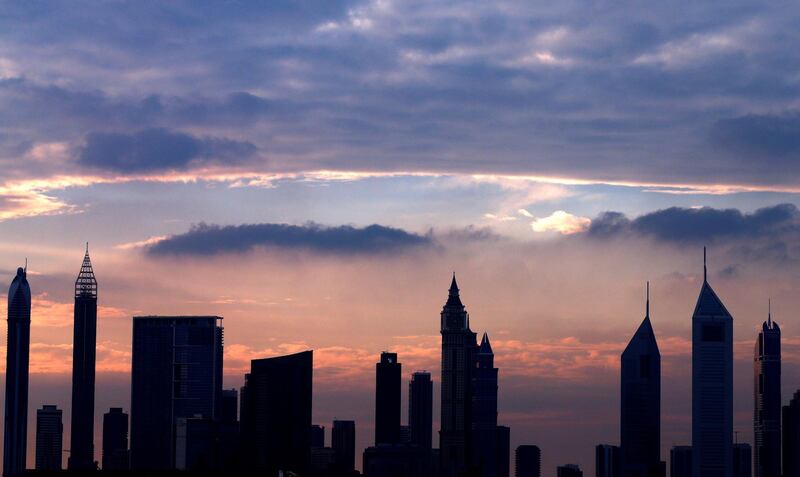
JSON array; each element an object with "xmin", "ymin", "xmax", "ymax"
[{"xmin": 75, "ymin": 244, "xmax": 97, "ymax": 298}]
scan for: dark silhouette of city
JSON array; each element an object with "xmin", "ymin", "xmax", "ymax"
[{"xmin": 3, "ymin": 247, "xmax": 799, "ymax": 477}]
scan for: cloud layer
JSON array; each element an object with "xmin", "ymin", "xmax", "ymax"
[{"xmin": 146, "ymin": 222, "xmax": 432, "ymax": 256}]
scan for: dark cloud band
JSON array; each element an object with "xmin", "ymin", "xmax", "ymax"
[{"xmin": 146, "ymin": 222, "xmax": 432, "ymax": 256}]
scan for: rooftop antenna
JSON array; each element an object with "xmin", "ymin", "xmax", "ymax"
[
  {"xmin": 24, "ymin": 257, "xmax": 27, "ymax": 274},
  {"xmin": 86, "ymin": 241, "xmax": 89, "ymax": 254},
  {"xmin": 768, "ymin": 299, "xmax": 772, "ymax": 327},
  {"xmin": 703, "ymin": 247, "xmax": 707, "ymax": 282}
]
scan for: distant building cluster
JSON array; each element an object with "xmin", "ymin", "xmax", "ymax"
[{"xmin": 2, "ymin": 248, "xmax": 799, "ymax": 477}]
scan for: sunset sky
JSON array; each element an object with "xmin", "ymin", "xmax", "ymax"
[{"xmin": 2, "ymin": 1, "xmax": 800, "ymax": 475}]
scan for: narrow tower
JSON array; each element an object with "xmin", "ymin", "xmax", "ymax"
[
  {"xmin": 440, "ymin": 274, "xmax": 478, "ymax": 476},
  {"xmin": 375, "ymin": 352, "xmax": 401, "ymax": 445},
  {"xmin": 620, "ymin": 282, "xmax": 661, "ymax": 477},
  {"xmin": 69, "ymin": 244, "xmax": 98, "ymax": 470},
  {"xmin": 692, "ymin": 249, "xmax": 734, "ymax": 477},
  {"xmin": 754, "ymin": 302, "xmax": 781, "ymax": 477},
  {"xmin": 472, "ymin": 332, "xmax": 498, "ymax": 477},
  {"xmin": 4, "ymin": 266, "xmax": 31, "ymax": 477}
]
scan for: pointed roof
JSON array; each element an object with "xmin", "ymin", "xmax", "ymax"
[
  {"xmin": 479, "ymin": 332, "xmax": 493, "ymax": 354},
  {"xmin": 692, "ymin": 248, "xmax": 731, "ymax": 319},
  {"xmin": 8, "ymin": 265, "xmax": 31, "ymax": 305},
  {"xmin": 445, "ymin": 272, "xmax": 463, "ymax": 307},
  {"xmin": 763, "ymin": 300, "xmax": 780, "ymax": 331},
  {"xmin": 622, "ymin": 283, "xmax": 659, "ymax": 358},
  {"xmin": 75, "ymin": 243, "xmax": 98, "ymax": 298}
]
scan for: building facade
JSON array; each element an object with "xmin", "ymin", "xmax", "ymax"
[
  {"xmin": 102, "ymin": 408, "xmax": 129, "ymax": 470},
  {"xmin": 69, "ymin": 246, "xmax": 98, "ymax": 470},
  {"xmin": 130, "ymin": 316, "xmax": 223, "ymax": 470},
  {"xmin": 440, "ymin": 274, "xmax": 478, "ymax": 476},
  {"xmin": 409, "ymin": 371, "xmax": 433, "ymax": 451},
  {"xmin": 596, "ymin": 444, "xmax": 621, "ymax": 477},
  {"xmin": 692, "ymin": 252, "xmax": 733, "ymax": 477},
  {"xmin": 376, "ymin": 352, "xmax": 401, "ymax": 445},
  {"xmin": 240, "ymin": 350, "xmax": 313, "ymax": 475},
  {"xmin": 4, "ymin": 267, "xmax": 31, "ymax": 477},
  {"xmin": 669, "ymin": 446, "xmax": 692, "ymax": 477},
  {"xmin": 473, "ymin": 333, "xmax": 498, "ymax": 477},
  {"xmin": 333, "ymin": 420, "xmax": 356, "ymax": 474},
  {"xmin": 754, "ymin": 308, "xmax": 780, "ymax": 477},
  {"xmin": 35, "ymin": 405, "xmax": 63, "ymax": 471},
  {"xmin": 733, "ymin": 443, "xmax": 751, "ymax": 477},
  {"xmin": 516, "ymin": 445, "xmax": 541, "ymax": 477},
  {"xmin": 621, "ymin": 284, "xmax": 661, "ymax": 477},
  {"xmin": 783, "ymin": 391, "xmax": 800, "ymax": 477}
]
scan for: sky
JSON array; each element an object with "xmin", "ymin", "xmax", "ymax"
[{"xmin": 1, "ymin": 1, "xmax": 800, "ymax": 475}]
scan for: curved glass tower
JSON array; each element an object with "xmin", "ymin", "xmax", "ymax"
[{"xmin": 4, "ymin": 266, "xmax": 31, "ymax": 477}]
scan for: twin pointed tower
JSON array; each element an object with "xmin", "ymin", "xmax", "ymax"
[
  {"xmin": 68, "ymin": 245, "xmax": 99, "ymax": 470},
  {"xmin": 620, "ymin": 283, "xmax": 662, "ymax": 477},
  {"xmin": 439, "ymin": 274, "xmax": 499, "ymax": 477},
  {"xmin": 692, "ymin": 248, "xmax": 734, "ymax": 477}
]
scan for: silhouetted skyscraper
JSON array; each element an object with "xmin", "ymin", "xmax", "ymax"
[
  {"xmin": 754, "ymin": 304, "xmax": 780, "ymax": 477},
  {"xmin": 410, "ymin": 371, "xmax": 433, "ymax": 451},
  {"xmin": 376, "ymin": 352, "xmax": 401, "ymax": 445},
  {"xmin": 473, "ymin": 333, "xmax": 498, "ymax": 477},
  {"xmin": 692, "ymin": 250, "xmax": 733, "ymax": 477},
  {"xmin": 496, "ymin": 426, "xmax": 510, "ymax": 477},
  {"xmin": 669, "ymin": 446, "xmax": 692, "ymax": 477},
  {"xmin": 221, "ymin": 388, "xmax": 238, "ymax": 424},
  {"xmin": 69, "ymin": 245, "xmax": 98, "ymax": 470},
  {"xmin": 783, "ymin": 391, "xmax": 800, "ymax": 477},
  {"xmin": 516, "ymin": 445, "xmax": 541, "ymax": 477},
  {"xmin": 621, "ymin": 283, "xmax": 661, "ymax": 477},
  {"xmin": 311, "ymin": 424, "xmax": 326, "ymax": 448},
  {"xmin": 102, "ymin": 408, "xmax": 129, "ymax": 470},
  {"xmin": 596, "ymin": 445, "xmax": 621, "ymax": 477},
  {"xmin": 441, "ymin": 274, "xmax": 478, "ymax": 476},
  {"xmin": 4, "ymin": 266, "xmax": 31, "ymax": 477},
  {"xmin": 240, "ymin": 350, "xmax": 313, "ymax": 475},
  {"xmin": 35, "ymin": 405, "xmax": 63, "ymax": 471},
  {"xmin": 733, "ymin": 443, "xmax": 751, "ymax": 477},
  {"xmin": 558, "ymin": 464, "xmax": 584, "ymax": 477},
  {"xmin": 333, "ymin": 420, "xmax": 356, "ymax": 473},
  {"xmin": 130, "ymin": 316, "xmax": 223, "ymax": 470}
]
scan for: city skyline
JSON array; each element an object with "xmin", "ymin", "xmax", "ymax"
[{"xmin": 2, "ymin": 1, "xmax": 800, "ymax": 475}]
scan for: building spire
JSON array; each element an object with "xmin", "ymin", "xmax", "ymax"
[
  {"xmin": 646, "ymin": 281, "xmax": 650, "ymax": 319},
  {"xmin": 449, "ymin": 272, "xmax": 459, "ymax": 296},
  {"xmin": 703, "ymin": 246, "xmax": 707, "ymax": 282},
  {"xmin": 768, "ymin": 299, "xmax": 772, "ymax": 327},
  {"xmin": 75, "ymin": 245, "xmax": 97, "ymax": 298}
]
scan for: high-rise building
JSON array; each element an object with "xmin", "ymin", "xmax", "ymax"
[
  {"xmin": 130, "ymin": 316, "xmax": 223, "ymax": 470},
  {"xmin": 558, "ymin": 464, "xmax": 584, "ymax": 477},
  {"xmin": 4, "ymin": 266, "xmax": 31, "ymax": 477},
  {"xmin": 35, "ymin": 405, "xmax": 63, "ymax": 471},
  {"xmin": 621, "ymin": 283, "xmax": 661, "ymax": 477},
  {"xmin": 783, "ymin": 391, "xmax": 800, "ymax": 477},
  {"xmin": 410, "ymin": 371, "xmax": 433, "ymax": 451},
  {"xmin": 516, "ymin": 445, "xmax": 541, "ymax": 477},
  {"xmin": 473, "ymin": 333, "xmax": 498, "ymax": 477},
  {"xmin": 692, "ymin": 250, "xmax": 733, "ymax": 477},
  {"xmin": 102, "ymin": 408, "xmax": 129, "ymax": 470},
  {"xmin": 333, "ymin": 420, "xmax": 356, "ymax": 474},
  {"xmin": 496, "ymin": 426, "xmax": 510, "ymax": 477},
  {"xmin": 754, "ymin": 305, "xmax": 780, "ymax": 477},
  {"xmin": 376, "ymin": 352, "xmax": 401, "ymax": 445},
  {"xmin": 69, "ymin": 245, "xmax": 98, "ymax": 470},
  {"xmin": 240, "ymin": 350, "xmax": 313, "ymax": 475},
  {"xmin": 311, "ymin": 424, "xmax": 326, "ymax": 448},
  {"xmin": 596, "ymin": 444, "xmax": 621, "ymax": 477},
  {"xmin": 670, "ymin": 446, "xmax": 692, "ymax": 477},
  {"xmin": 669, "ymin": 446, "xmax": 692, "ymax": 477},
  {"xmin": 221, "ymin": 388, "xmax": 238, "ymax": 424},
  {"xmin": 440, "ymin": 274, "xmax": 478, "ymax": 476},
  {"xmin": 733, "ymin": 443, "xmax": 751, "ymax": 477}
]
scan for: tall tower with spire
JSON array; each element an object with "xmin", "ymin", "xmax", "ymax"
[
  {"xmin": 692, "ymin": 248, "xmax": 734, "ymax": 477},
  {"xmin": 440, "ymin": 274, "xmax": 478, "ymax": 476},
  {"xmin": 620, "ymin": 282, "xmax": 662, "ymax": 477},
  {"xmin": 472, "ymin": 332, "xmax": 498, "ymax": 477},
  {"xmin": 68, "ymin": 245, "xmax": 98, "ymax": 470},
  {"xmin": 754, "ymin": 302, "xmax": 781, "ymax": 477},
  {"xmin": 4, "ymin": 265, "xmax": 31, "ymax": 477}
]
